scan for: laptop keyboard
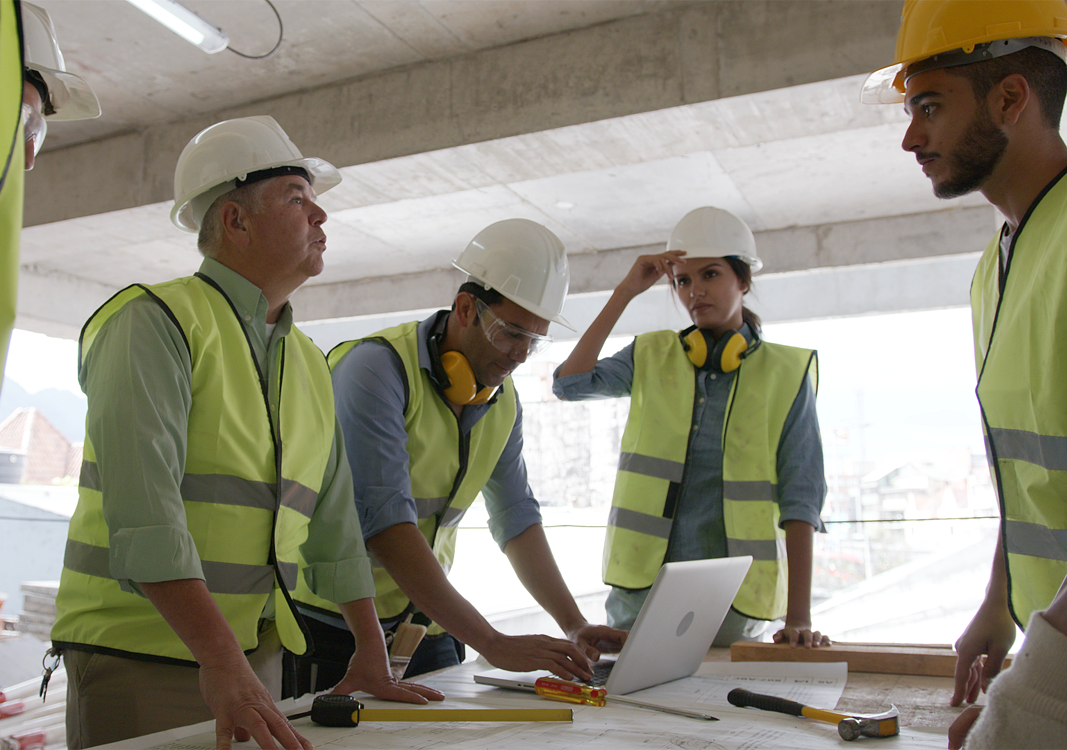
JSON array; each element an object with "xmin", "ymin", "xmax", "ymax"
[{"xmin": 585, "ymin": 660, "xmax": 615, "ymax": 687}]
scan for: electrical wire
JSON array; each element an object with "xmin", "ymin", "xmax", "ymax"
[{"xmin": 226, "ymin": 0, "xmax": 283, "ymax": 60}]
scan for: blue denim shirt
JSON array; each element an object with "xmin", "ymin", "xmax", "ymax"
[{"xmin": 553, "ymin": 325, "xmax": 826, "ymax": 627}]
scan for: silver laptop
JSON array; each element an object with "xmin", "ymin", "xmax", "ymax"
[{"xmin": 474, "ymin": 556, "xmax": 752, "ymax": 695}]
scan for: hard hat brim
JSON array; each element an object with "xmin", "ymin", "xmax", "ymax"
[
  {"xmin": 171, "ymin": 157, "xmax": 341, "ymax": 233},
  {"xmin": 452, "ymin": 265, "xmax": 576, "ymax": 332},
  {"xmin": 34, "ymin": 66, "xmax": 101, "ymax": 120},
  {"xmin": 862, "ymin": 36, "xmax": 1067, "ymax": 106}
]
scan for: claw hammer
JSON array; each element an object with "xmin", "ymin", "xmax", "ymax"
[{"xmin": 727, "ymin": 688, "xmax": 900, "ymax": 740}]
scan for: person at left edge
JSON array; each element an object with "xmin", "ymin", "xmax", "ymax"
[
  {"xmin": 288, "ymin": 219, "xmax": 627, "ymax": 696},
  {"xmin": 48, "ymin": 115, "xmax": 443, "ymax": 750},
  {"xmin": 2, "ymin": 2, "xmax": 101, "ymax": 399}
]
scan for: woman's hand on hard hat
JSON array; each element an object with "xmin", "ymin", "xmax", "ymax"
[{"xmin": 616, "ymin": 251, "xmax": 687, "ymax": 301}]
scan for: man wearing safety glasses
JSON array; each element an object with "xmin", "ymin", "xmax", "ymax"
[
  {"xmin": 21, "ymin": 3, "xmax": 101, "ymax": 169},
  {"xmin": 1, "ymin": 3, "xmax": 100, "ymax": 402},
  {"xmin": 287, "ymin": 218, "xmax": 626, "ymax": 697}
]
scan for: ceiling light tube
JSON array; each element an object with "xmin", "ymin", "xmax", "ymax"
[{"xmin": 125, "ymin": 0, "xmax": 229, "ymax": 54}]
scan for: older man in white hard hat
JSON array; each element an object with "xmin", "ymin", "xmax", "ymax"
[
  {"xmin": 48, "ymin": 115, "xmax": 442, "ymax": 750},
  {"xmin": 287, "ymin": 219, "xmax": 627, "ymax": 697}
]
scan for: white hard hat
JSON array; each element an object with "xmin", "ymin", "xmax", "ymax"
[
  {"xmin": 171, "ymin": 115, "xmax": 341, "ymax": 233},
  {"xmin": 667, "ymin": 207, "xmax": 763, "ymax": 273},
  {"xmin": 453, "ymin": 219, "xmax": 574, "ymax": 330},
  {"xmin": 22, "ymin": 3, "xmax": 100, "ymax": 121}
]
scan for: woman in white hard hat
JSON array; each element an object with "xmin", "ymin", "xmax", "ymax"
[{"xmin": 554, "ymin": 207, "xmax": 830, "ymax": 648}]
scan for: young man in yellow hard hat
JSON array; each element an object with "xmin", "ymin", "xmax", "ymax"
[
  {"xmin": 864, "ymin": 0, "xmax": 1067, "ymax": 745},
  {"xmin": 288, "ymin": 219, "xmax": 626, "ymax": 696}
]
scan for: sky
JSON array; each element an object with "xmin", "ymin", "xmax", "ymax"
[{"xmin": 5, "ymin": 328, "xmax": 82, "ymax": 395}]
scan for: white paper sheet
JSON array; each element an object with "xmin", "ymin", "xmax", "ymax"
[{"xmin": 105, "ymin": 660, "xmax": 949, "ymax": 750}]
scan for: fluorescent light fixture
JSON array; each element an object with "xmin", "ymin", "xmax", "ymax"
[{"xmin": 125, "ymin": 0, "xmax": 229, "ymax": 54}]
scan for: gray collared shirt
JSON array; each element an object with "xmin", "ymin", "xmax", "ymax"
[{"xmin": 81, "ymin": 257, "xmax": 374, "ymax": 610}]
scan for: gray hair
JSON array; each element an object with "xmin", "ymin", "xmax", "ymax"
[{"xmin": 196, "ymin": 180, "xmax": 268, "ymax": 258}]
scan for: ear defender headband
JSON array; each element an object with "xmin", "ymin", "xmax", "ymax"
[
  {"xmin": 428, "ymin": 333, "xmax": 495, "ymax": 406},
  {"xmin": 678, "ymin": 325, "xmax": 754, "ymax": 373}
]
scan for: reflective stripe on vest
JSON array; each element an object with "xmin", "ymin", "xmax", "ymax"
[
  {"xmin": 972, "ymin": 170, "xmax": 1067, "ymax": 628},
  {"xmin": 51, "ymin": 277, "xmax": 333, "ymax": 662},
  {"xmin": 297, "ymin": 321, "xmax": 516, "ymax": 634},
  {"xmin": 602, "ymin": 330, "xmax": 816, "ymax": 621}
]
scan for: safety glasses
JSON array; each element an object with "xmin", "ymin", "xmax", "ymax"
[
  {"xmin": 22, "ymin": 102, "xmax": 46, "ymax": 157},
  {"xmin": 475, "ymin": 298, "xmax": 552, "ymax": 358}
]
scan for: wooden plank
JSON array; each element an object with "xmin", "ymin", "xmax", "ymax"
[{"xmin": 730, "ymin": 641, "xmax": 1012, "ymax": 677}]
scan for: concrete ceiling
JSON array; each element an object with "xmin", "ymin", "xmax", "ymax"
[{"xmin": 18, "ymin": 1, "xmax": 1004, "ymax": 342}]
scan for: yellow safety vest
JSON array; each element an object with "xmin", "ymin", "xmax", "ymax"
[
  {"xmin": 52, "ymin": 275, "xmax": 334, "ymax": 663},
  {"xmin": 0, "ymin": 0, "xmax": 23, "ymax": 389},
  {"xmin": 972, "ymin": 169, "xmax": 1067, "ymax": 629},
  {"xmin": 603, "ymin": 330, "xmax": 817, "ymax": 620},
  {"xmin": 296, "ymin": 320, "xmax": 516, "ymax": 635}
]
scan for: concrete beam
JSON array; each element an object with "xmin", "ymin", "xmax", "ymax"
[
  {"xmin": 24, "ymin": 1, "xmax": 900, "ymax": 227},
  {"xmin": 294, "ymin": 205, "xmax": 999, "ymax": 323},
  {"xmin": 302, "ymin": 252, "xmax": 984, "ymax": 353}
]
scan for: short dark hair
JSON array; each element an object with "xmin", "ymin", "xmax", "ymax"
[
  {"xmin": 23, "ymin": 68, "xmax": 53, "ymax": 115},
  {"xmin": 455, "ymin": 281, "xmax": 505, "ymax": 310},
  {"xmin": 951, "ymin": 46, "xmax": 1067, "ymax": 129}
]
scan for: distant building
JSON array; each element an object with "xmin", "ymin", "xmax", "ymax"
[{"xmin": 0, "ymin": 408, "xmax": 81, "ymax": 485}]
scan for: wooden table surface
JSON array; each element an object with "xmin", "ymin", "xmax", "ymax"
[{"xmin": 705, "ymin": 647, "xmax": 964, "ymax": 731}]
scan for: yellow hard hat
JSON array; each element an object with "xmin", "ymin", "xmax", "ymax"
[{"xmin": 861, "ymin": 0, "xmax": 1067, "ymax": 104}]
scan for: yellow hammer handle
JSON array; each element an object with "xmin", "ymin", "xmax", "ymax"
[{"xmin": 801, "ymin": 706, "xmax": 850, "ymax": 725}]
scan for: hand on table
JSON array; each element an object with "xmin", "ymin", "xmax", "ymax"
[
  {"xmin": 951, "ymin": 601, "xmax": 1017, "ymax": 706},
  {"xmin": 948, "ymin": 705, "xmax": 983, "ymax": 750},
  {"xmin": 330, "ymin": 651, "xmax": 445, "ymax": 703},
  {"xmin": 199, "ymin": 656, "xmax": 311, "ymax": 750},
  {"xmin": 772, "ymin": 620, "xmax": 831, "ymax": 648}
]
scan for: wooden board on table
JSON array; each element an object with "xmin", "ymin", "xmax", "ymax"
[{"xmin": 730, "ymin": 641, "xmax": 1011, "ymax": 677}]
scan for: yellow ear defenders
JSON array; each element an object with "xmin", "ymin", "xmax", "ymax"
[
  {"xmin": 678, "ymin": 325, "xmax": 750, "ymax": 373},
  {"xmin": 428, "ymin": 333, "xmax": 495, "ymax": 406}
]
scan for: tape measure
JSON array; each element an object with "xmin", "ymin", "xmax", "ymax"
[{"xmin": 309, "ymin": 694, "xmax": 364, "ymax": 727}]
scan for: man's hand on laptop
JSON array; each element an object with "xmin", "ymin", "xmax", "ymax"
[
  {"xmin": 568, "ymin": 623, "xmax": 628, "ymax": 661},
  {"xmin": 483, "ymin": 633, "xmax": 596, "ymax": 681}
]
